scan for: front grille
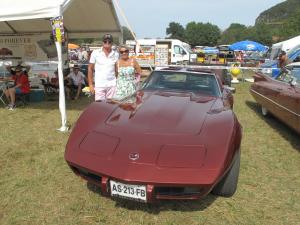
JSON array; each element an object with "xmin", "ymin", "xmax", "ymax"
[{"xmin": 155, "ymin": 186, "xmax": 202, "ymax": 197}]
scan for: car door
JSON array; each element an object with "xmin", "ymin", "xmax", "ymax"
[
  {"xmin": 173, "ymin": 45, "xmax": 185, "ymax": 64},
  {"xmin": 274, "ymin": 72, "xmax": 300, "ymax": 132}
]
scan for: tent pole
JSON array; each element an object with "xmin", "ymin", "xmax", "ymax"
[
  {"xmin": 54, "ymin": 5, "xmax": 68, "ymax": 132},
  {"xmin": 55, "ymin": 41, "xmax": 68, "ymax": 132}
]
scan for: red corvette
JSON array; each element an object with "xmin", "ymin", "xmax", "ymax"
[{"xmin": 65, "ymin": 67, "xmax": 242, "ymax": 203}]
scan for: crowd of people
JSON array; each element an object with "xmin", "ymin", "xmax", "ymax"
[{"xmin": 0, "ymin": 33, "xmax": 142, "ymax": 110}]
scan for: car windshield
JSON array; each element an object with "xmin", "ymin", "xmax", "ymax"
[
  {"xmin": 292, "ymin": 68, "xmax": 300, "ymax": 85},
  {"xmin": 142, "ymin": 71, "xmax": 221, "ymax": 97}
]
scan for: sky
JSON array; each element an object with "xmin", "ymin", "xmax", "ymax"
[{"xmin": 116, "ymin": 0, "xmax": 286, "ymax": 38}]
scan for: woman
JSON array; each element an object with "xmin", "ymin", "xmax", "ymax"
[
  {"xmin": 113, "ymin": 45, "xmax": 142, "ymax": 101},
  {"xmin": 4, "ymin": 66, "xmax": 30, "ymax": 110}
]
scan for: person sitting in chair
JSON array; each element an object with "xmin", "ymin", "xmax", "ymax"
[
  {"xmin": 66, "ymin": 65, "xmax": 87, "ymax": 100},
  {"xmin": 4, "ymin": 66, "xmax": 30, "ymax": 110}
]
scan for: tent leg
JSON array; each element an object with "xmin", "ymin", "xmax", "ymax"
[{"xmin": 55, "ymin": 41, "xmax": 69, "ymax": 132}]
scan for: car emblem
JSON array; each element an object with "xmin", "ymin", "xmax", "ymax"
[{"xmin": 129, "ymin": 153, "xmax": 139, "ymax": 161}]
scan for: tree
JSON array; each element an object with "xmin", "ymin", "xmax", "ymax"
[
  {"xmin": 166, "ymin": 22, "xmax": 185, "ymax": 40},
  {"xmin": 122, "ymin": 26, "xmax": 134, "ymax": 43},
  {"xmin": 185, "ymin": 22, "xmax": 220, "ymax": 46},
  {"xmin": 219, "ymin": 23, "xmax": 248, "ymax": 44}
]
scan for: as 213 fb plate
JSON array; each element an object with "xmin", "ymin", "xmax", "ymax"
[{"xmin": 110, "ymin": 180, "xmax": 147, "ymax": 202}]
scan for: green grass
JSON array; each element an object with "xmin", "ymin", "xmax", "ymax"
[{"xmin": 0, "ymin": 82, "xmax": 300, "ymax": 225}]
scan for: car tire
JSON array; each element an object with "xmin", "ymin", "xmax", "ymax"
[
  {"xmin": 212, "ymin": 150, "xmax": 240, "ymax": 197},
  {"xmin": 261, "ymin": 106, "xmax": 268, "ymax": 116}
]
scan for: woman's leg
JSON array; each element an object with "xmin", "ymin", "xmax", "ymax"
[
  {"xmin": 8, "ymin": 88, "xmax": 16, "ymax": 105},
  {"xmin": 4, "ymin": 89, "xmax": 10, "ymax": 102}
]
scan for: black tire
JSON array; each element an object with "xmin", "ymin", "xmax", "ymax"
[{"xmin": 212, "ymin": 150, "xmax": 240, "ymax": 197}]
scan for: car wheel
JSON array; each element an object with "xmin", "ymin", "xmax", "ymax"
[
  {"xmin": 212, "ymin": 150, "xmax": 240, "ymax": 197},
  {"xmin": 261, "ymin": 106, "xmax": 268, "ymax": 116}
]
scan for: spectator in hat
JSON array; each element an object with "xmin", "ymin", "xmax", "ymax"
[
  {"xmin": 6, "ymin": 62, "xmax": 31, "ymax": 75},
  {"xmin": 4, "ymin": 66, "xmax": 30, "ymax": 110},
  {"xmin": 88, "ymin": 33, "xmax": 119, "ymax": 101},
  {"xmin": 66, "ymin": 64, "xmax": 87, "ymax": 100},
  {"xmin": 278, "ymin": 51, "xmax": 292, "ymax": 75}
]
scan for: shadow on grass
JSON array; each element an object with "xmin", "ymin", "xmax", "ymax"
[
  {"xmin": 246, "ymin": 100, "xmax": 300, "ymax": 152},
  {"xmin": 87, "ymin": 182, "xmax": 217, "ymax": 214},
  {"xmin": 15, "ymin": 96, "xmax": 93, "ymax": 111}
]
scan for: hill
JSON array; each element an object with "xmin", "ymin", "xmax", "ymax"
[{"xmin": 255, "ymin": 0, "xmax": 300, "ymax": 25}]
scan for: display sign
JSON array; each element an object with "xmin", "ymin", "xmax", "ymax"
[
  {"xmin": 155, "ymin": 44, "xmax": 169, "ymax": 66},
  {"xmin": 50, "ymin": 16, "xmax": 65, "ymax": 43},
  {"xmin": 0, "ymin": 35, "xmax": 67, "ymax": 64}
]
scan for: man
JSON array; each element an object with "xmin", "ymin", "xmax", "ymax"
[
  {"xmin": 88, "ymin": 34, "xmax": 119, "ymax": 101},
  {"xmin": 278, "ymin": 51, "xmax": 292, "ymax": 75},
  {"xmin": 66, "ymin": 65, "xmax": 86, "ymax": 100}
]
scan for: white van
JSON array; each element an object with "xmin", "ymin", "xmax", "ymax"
[{"xmin": 126, "ymin": 39, "xmax": 196, "ymax": 68}]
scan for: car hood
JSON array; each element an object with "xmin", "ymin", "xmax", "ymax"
[
  {"xmin": 65, "ymin": 91, "xmax": 238, "ymax": 184},
  {"xmin": 102, "ymin": 91, "xmax": 217, "ymax": 135}
]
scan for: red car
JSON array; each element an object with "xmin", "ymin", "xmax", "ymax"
[
  {"xmin": 65, "ymin": 67, "xmax": 242, "ymax": 203},
  {"xmin": 250, "ymin": 63, "xmax": 300, "ymax": 134}
]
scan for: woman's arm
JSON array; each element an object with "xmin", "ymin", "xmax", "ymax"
[{"xmin": 133, "ymin": 59, "xmax": 142, "ymax": 75}]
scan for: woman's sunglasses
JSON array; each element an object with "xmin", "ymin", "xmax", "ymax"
[{"xmin": 120, "ymin": 50, "xmax": 129, "ymax": 54}]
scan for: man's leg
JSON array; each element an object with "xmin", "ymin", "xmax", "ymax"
[
  {"xmin": 106, "ymin": 86, "xmax": 116, "ymax": 99},
  {"xmin": 65, "ymin": 86, "xmax": 71, "ymax": 99},
  {"xmin": 74, "ymin": 84, "xmax": 82, "ymax": 100},
  {"xmin": 94, "ymin": 87, "xmax": 106, "ymax": 101}
]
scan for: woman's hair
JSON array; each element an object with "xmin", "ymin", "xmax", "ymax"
[{"xmin": 118, "ymin": 45, "xmax": 130, "ymax": 51}]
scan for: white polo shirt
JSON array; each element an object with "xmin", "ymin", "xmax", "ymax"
[
  {"xmin": 67, "ymin": 71, "xmax": 86, "ymax": 86},
  {"xmin": 89, "ymin": 48, "xmax": 119, "ymax": 88}
]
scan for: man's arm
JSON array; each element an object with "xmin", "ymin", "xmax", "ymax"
[{"xmin": 88, "ymin": 63, "xmax": 95, "ymax": 94}]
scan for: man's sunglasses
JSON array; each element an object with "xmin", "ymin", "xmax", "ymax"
[
  {"xmin": 120, "ymin": 50, "xmax": 129, "ymax": 54},
  {"xmin": 103, "ymin": 40, "xmax": 112, "ymax": 44}
]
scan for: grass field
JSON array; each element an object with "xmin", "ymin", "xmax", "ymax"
[{"xmin": 0, "ymin": 82, "xmax": 299, "ymax": 225}]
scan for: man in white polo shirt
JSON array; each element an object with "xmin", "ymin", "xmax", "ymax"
[{"xmin": 88, "ymin": 34, "xmax": 119, "ymax": 101}]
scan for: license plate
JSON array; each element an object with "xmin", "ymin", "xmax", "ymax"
[{"xmin": 110, "ymin": 180, "xmax": 147, "ymax": 202}]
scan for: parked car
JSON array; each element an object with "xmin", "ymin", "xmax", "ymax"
[
  {"xmin": 65, "ymin": 67, "xmax": 242, "ymax": 203},
  {"xmin": 250, "ymin": 62, "xmax": 300, "ymax": 134}
]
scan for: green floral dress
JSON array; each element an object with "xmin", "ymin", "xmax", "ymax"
[{"xmin": 113, "ymin": 60, "xmax": 137, "ymax": 101}]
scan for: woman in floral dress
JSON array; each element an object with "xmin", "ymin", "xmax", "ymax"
[{"xmin": 113, "ymin": 45, "xmax": 142, "ymax": 101}]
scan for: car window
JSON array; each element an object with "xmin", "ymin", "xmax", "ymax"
[
  {"xmin": 174, "ymin": 45, "xmax": 184, "ymax": 55},
  {"xmin": 143, "ymin": 71, "xmax": 220, "ymax": 97},
  {"xmin": 291, "ymin": 68, "xmax": 300, "ymax": 86}
]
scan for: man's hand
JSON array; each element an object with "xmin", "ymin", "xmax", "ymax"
[{"xmin": 89, "ymin": 84, "xmax": 95, "ymax": 94}]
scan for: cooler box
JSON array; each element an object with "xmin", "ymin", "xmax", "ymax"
[{"xmin": 29, "ymin": 89, "xmax": 45, "ymax": 102}]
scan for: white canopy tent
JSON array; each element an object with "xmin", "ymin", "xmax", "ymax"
[{"xmin": 0, "ymin": 0, "xmax": 122, "ymax": 131}]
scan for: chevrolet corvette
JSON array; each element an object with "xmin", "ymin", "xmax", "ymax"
[{"xmin": 65, "ymin": 67, "xmax": 242, "ymax": 203}]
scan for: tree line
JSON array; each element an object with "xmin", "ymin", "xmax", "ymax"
[{"xmin": 164, "ymin": 15, "xmax": 300, "ymax": 47}]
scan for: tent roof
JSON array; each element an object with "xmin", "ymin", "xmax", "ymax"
[{"xmin": 0, "ymin": 0, "xmax": 122, "ymax": 39}]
